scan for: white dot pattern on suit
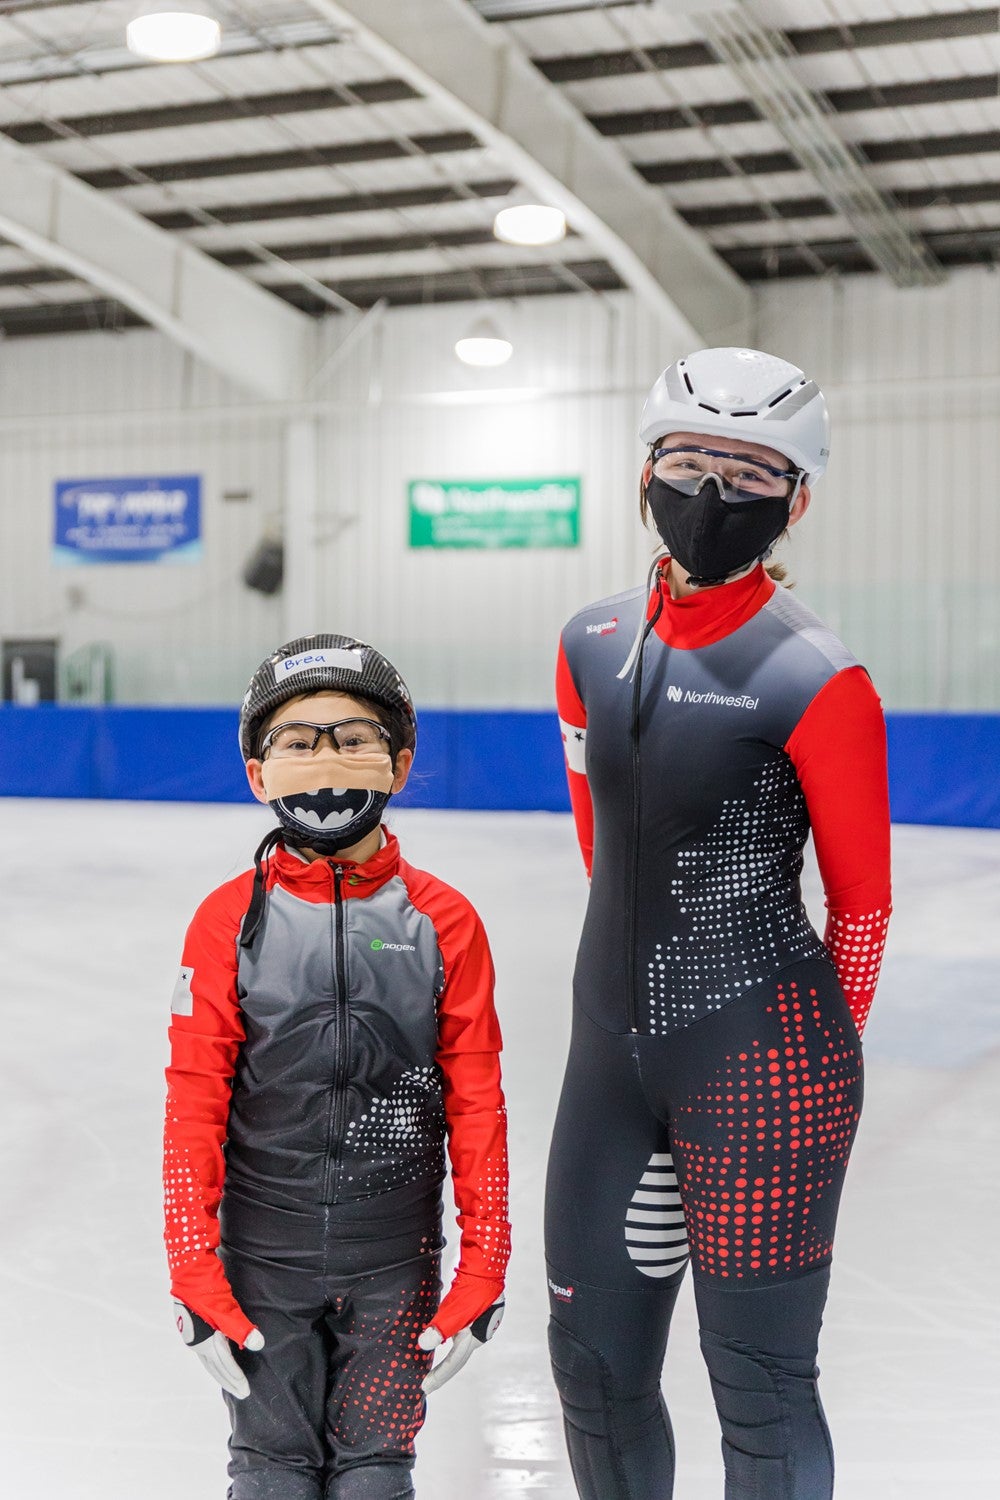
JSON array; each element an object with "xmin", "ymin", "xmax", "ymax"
[
  {"xmin": 342, "ymin": 1066, "xmax": 444, "ymax": 1191},
  {"xmin": 464, "ymin": 1108, "xmax": 511, "ymax": 1276},
  {"xmin": 646, "ymin": 759, "xmax": 825, "ymax": 1033}
]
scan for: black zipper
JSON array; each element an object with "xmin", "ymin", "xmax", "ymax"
[
  {"xmin": 323, "ymin": 863, "xmax": 350, "ymax": 1201},
  {"xmin": 625, "ymin": 596, "xmax": 664, "ymax": 1034}
]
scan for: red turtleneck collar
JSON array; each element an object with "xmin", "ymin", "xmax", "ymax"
[
  {"xmin": 648, "ymin": 559, "xmax": 775, "ymax": 650},
  {"xmin": 270, "ymin": 827, "xmax": 401, "ymax": 899}
]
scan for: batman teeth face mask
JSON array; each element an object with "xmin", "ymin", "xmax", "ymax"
[
  {"xmin": 272, "ymin": 786, "xmax": 389, "ymax": 852},
  {"xmin": 260, "ymin": 749, "xmax": 395, "ymax": 856}
]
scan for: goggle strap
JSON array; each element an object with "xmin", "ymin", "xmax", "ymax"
[{"xmin": 240, "ymin": 826, "xmax": 284, "ymax": 949}]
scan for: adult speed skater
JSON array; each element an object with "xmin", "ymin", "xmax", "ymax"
[{"xmin": 546, "ymin": 348, "xmax": 891, "ymax": 1500}]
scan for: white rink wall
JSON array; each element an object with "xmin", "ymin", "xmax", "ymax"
[{"xmin": 0, "ymin": 268, "xmax": 998, "ymax": 708}]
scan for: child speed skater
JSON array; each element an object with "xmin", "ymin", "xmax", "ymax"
[{"xmin": 163, "ymin": 634, "xmax": 510, "ymax": 1500}]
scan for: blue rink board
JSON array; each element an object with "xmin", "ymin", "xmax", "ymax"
[{"xmin": 0, "ymin": 705, "xmax": 997, "ymax": 828}]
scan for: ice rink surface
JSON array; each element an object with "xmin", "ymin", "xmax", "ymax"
[{"xmin": 1, "ymin": 798, "xmax": 998, "ymax": 1500}]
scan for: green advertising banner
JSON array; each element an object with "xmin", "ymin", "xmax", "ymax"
[{"xmin": 408, "ymin": 476, "xmax": 581, "ymax": 549}]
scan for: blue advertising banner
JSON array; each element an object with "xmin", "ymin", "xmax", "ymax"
[{"xmin": 53, "ymin": 475, "xmax": 202, "ymax": 564}]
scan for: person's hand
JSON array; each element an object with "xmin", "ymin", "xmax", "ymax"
[
  {"xmin": 418, "ymin": 1297, "xmax": 504, "ymax": 1395},
  {"xmin": 173, "ymin": 1301, "xmax": 265, "ymax": 1401}
]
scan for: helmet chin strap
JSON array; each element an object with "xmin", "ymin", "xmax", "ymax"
[
  {"xmin": 683, "ymin": 555, "xmax": 760, "ymax": 590},
  {"xmin": 618, "ymin": 551, "xmax": 668, "ymax": 683}
]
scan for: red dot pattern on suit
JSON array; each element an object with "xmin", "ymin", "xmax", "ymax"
[
  {"xmin": 671, "ymin": 979, "xmax": 862, "ymax": 1282},
  {"xmin": 825, "ymin": 908, "xmax": 889, "ymax": 1035},
  {"xmin": 330, "ymin": 1271, "xmax": 438, "ymax": 1453}
]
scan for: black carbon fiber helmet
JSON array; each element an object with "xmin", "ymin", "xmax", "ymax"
[{"xmin": 239, "ymin": 634, "xmax": 416, "ymax": 763}]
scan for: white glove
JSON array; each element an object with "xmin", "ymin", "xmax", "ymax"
[
  {"xmin": 418, "ymin": 1297, "xmax": 505, "ymax": 1395},
  {"xmin": 173, "ymin": 1301, "xmax": 265, "ymax": 1401}
]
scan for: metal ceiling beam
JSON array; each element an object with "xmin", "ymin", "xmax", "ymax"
[
  {"xmin": 0, "ymin": 133, "xmax": 314, "ymax": 397},
  {"xmin": 0, "ymin": 257, "xmax": 626, "ymax": 337},
  {"xmin": 722, "ymin": 226, "xmax": 1000, "ymax": 280},
  {"xmin": 0, "ymin": 1, "xmax": 85, "ymax": 12},
  {"xmin": 537, "ymin": 6, "xmax": 1000, "ymax": 82},
  {"xmin": 474, "ymin": 0, "xmax": 642, "ymax": 18},
  {"xmin": 0, "ymin": 225, "xmax": 517, "ymax": 286},
  {"xmin": 639, "ymin": 131, "xmax": 1000, "ymax": 185},
  {"xmin": 641, "ymin": 151, "xmax": 791, "ymax": 184},
  {"xmin": 41, "ymin": 64, "xmax": 985, "ymax": 150},
  {"xmin": 212, "ymin": 227, "xmax": 523, "ymax": 268},
  {"xmin": 0, "ymin": 297, "xmax": 145, "ymax": 338},
  {"xmin": 4, "ymin": 80, "xmax": 420, "ymax": 145},
  {"xmin": 0, "ymin": 22, "xmax": 348, "ymax": 90},
  {"xmin": 249, "ymin": 258, "xmax": 625, "ymax": 311},
  {"xmin": 7, "ymin": 220, "xmax": 1000, "ymax": 334},
  {"xmin": 304, "ymin": 0, "xmax": 751, "ymax": 342},
  {"xmin": 681, "ymin": 180, "xmax": 1000, "ymax": 229},
  {"xmin": 0, "ymin": 264, "xmax": 72, "ymax": 289},
  {"xmin": 862, "ymin": 131, "xmax": 1000, "ymax": 165},
  {"xmin": 590, "ymin": 72, "xmax": 999, "ymax": 136},
  {"xmin": 697, "ymin": 4, "xmax": 943, "ymax": 288},
  {"xmin": 11, "ymin": 175, "xmax": 999, "ymax": 277},
  {"xmin": 147, "ymin": 177, "xmax": 518, "ymax": 232},
  {"xmin": 79, "ymin": 131, "xmax": 482, "ymax": 191}
]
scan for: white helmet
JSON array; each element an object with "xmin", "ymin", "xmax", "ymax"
[{"xmin": 639, "ymin": 347, "xmax": 830, "ymax": 483}]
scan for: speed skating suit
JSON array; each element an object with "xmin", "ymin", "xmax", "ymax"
[
  {"xmin": 164, "ymin": 831, "xmax": 510, "ymax": 1500},
  {"xmin": 546, "ymin": 562, "xmax": 891, "ymax": 1500}
]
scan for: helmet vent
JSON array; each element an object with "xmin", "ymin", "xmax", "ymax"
[{"xmin": 639, "ymin": 351, "xmax": 830, "ymax": 482}]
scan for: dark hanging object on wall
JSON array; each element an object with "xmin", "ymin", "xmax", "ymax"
[
  {"xmin": 243, "ymin": 536, "xmax": 284, "ymax": 595},
  {"xmin": 2, "ymin": 637, "xmax": 59, "ymax": 703}
]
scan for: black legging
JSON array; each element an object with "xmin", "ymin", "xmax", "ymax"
[
  {"xmin": 545, "ymin": 960, "xmax": 863, "ymax": 1500},
  {"xmin": 219, "ymin": 1183, "xmax": 442, "ymax": 1500}
]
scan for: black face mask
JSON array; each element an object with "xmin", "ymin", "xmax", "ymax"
[
  {"xmin": 269, "ymin": 786, "xmax": 391, "ymax": 855},
  {"xmin": 645, "ymin": 472, "xmax": 792, "ymax": 587}
]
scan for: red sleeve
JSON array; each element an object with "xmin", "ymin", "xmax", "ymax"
[
  {"xmin": 401, "ymin": 865, "xmax": 510, "ymax": 1340},
  {"xmin": 785, "ymin": 665, "xmax": 892, "ymax": 1036},
  {"xmin": 557, "ymin": 637, "xmax": 593, "ymax": 877},
  {"xmin": 163, "ymin": 874, "xmax": 257, "ymax": 1346}
]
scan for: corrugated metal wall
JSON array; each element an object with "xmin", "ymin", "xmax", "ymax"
[
  {"xmin": 1, "ymin": 269, "xmax": 997, "ymax": 709},
  {"xmin": 755, "ymin": 270, "xmax": 1000, "ymax": 710},
  {"xmin": 0, "ymin": 336, "xmax": 287, "ymax": 704},
  {"xmin": 307, "ymin": 293, "xmax": 690, "ymax": 708}
]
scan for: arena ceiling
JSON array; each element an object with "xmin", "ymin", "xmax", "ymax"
[{"xmin": 0, "ymin": 0, "xmax": 996, "ymax": 352}]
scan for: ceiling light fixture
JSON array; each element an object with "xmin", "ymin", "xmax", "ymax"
[
  {"xmin": 493, "ymin": 204, "xmax": 567, "ymax": 247},
  {"xmin": 126, "ymin": 10, "xmax": 222, "ymax": 63},
  {"xmin": 455, "ymin": 319, "xmax": 513, "ymax": 368}
]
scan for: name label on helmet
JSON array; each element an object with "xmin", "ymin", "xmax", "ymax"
[{"xmin": 278, "ymin": 648, "xmax": 363, "ymax": 680}]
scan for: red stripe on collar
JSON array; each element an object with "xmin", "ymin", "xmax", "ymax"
[{"xmin": 650, "ymin": 561, "xmax": 775, "ymax": 650}]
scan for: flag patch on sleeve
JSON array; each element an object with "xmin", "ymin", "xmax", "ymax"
[{"xmin": 171, "ymin": 967, "xmax": 195, "ymax": 1016}]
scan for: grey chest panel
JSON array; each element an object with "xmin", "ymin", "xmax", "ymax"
[
  {"xmin": 563, "ymin": 585, "xmax": 852, "ymax": 1034},
  {"xmin": 228, "ymin": 875, "xmax": 447, "ymax": 1204}
]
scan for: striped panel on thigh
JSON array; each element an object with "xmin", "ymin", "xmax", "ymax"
[{"xmin": 625, "ymin": 1152, "xmax": 689, "ymax": 1281}]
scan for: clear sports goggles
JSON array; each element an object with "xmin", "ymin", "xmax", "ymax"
[
  {"xmin": 651, "ymin": 445, "xmax": 801, "ymax": 503},
  {"xmin": 259, "ymin": 718, "xmax": 391, "ymax": 759}
]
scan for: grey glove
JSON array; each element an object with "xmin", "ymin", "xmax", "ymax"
[
  {"xmin": 173, "ymin": 1301, "xmax": 265, "ymax": 1400},
  {"xmin": 418, "ymin": 1297, "xmax": 505, "ymax": 1395}
]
